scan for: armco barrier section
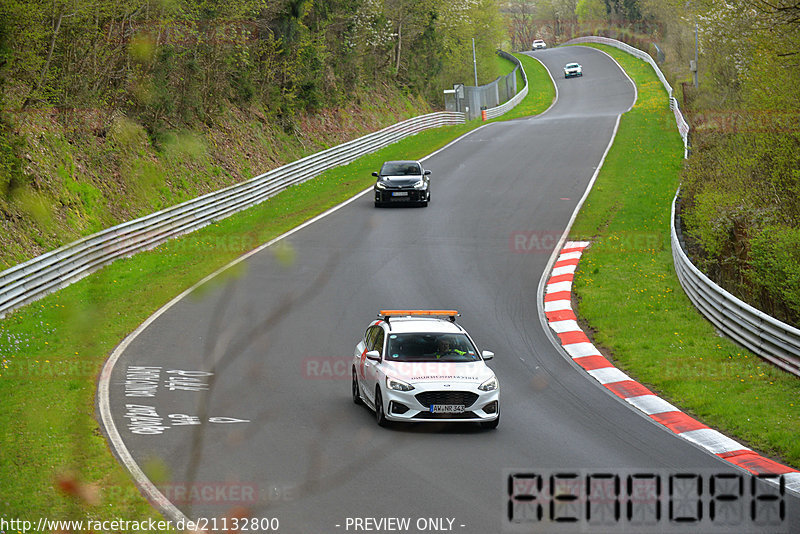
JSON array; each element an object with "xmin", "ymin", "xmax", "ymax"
[
  {"xmin": 672, "ymin": 192, "xmax": 800, "ymax": 376},
  {"xmin": 565, "ymin": 36, "xmax": 800, "ymax": 375},
  {"xmin": 0, "ymin": 111, "xmax": 465, "ymax": 317},
  {"xmin": 482, "ymin": 51, "xmax": 529, "ymax": 120},
  {"xmin": 562, "ymin": 36, "xmax": 689, "ymax": 157}
]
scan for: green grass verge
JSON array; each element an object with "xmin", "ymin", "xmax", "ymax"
[
  {"xmin": 0, "ymin": 62, "xmax": 554, "ymax": 519},
  {"xmin": 569, "ymin": 44, "xmax": 800, "ymax": 468},
  {"xmin": 495, "ymin": 52, "xmax": 516, "ymax": 76},
  {"xmin": 493, "ymin": 54, "xmax": 555, "ymax": 121}
]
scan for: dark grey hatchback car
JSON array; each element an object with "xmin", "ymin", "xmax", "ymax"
[{"xmin": 373, "ymin": 160, "xmax": 431, "ymax": 207}]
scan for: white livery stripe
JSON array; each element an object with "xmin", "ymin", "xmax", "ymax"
[
  {"xmin": 562, "ymin": 342, "xmax": 602, "ymax": 358},
  {"xmin": 544, "ymin": 300, "xmax": 572, "ymax": 312},
  {"xmin": 784, "ymin": 473, "xmax": 800, "ymax": 494},
  {"xmin": 564, "ymin": 241, "xmax": 591, "ymax": 249},
  {"xmin": 548, "ymin": 320, "xmax": 581, "ymax": 334},
  {"xmin": 587, "ymin": 367, "xmax": 630, "ymax": 385},
  {"xmin": 558, "ymin": 251, "xmax": 584, "ymax": 261},
  {"xmin": 546, "ymin": 281, "xmax": 573, "ymax": 293},
  {"xmin": 679, "ymin": 429, "xmax": 749, "ymax": 455},
  {"xmin": 625, "ymin": 395, "xmax": 679, "ymax": 415},
  {"xmin": 551, "ymin": 265, "xmax": 577, "ymax": 276}
]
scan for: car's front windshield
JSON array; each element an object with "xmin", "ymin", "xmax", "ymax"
[
  {"xmin": 381, "ymin": 162, "xmax": 421, "ymax": 176},
  {"xmin": 385, "ymin": 333, "xmax": 480, "ymax": 362}
]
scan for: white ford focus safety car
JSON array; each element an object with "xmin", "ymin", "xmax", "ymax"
[{"xmin": 352, "ymin": 310, "xmax": 499, "ymax": 429}]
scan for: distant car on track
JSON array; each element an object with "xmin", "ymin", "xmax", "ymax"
[
  {"xmin": 373, "ymin": 160, "xmax": 430, "ymax": 207},
  {"xmin": 352, "ymin": 310, "xmax": 500, "ymax": 429},
  {"xmin": 531, "ymin": 39, "xmax": 547, "ymax": 50},
  {"xmin": 564, "ymin": 62, "xmax": 583, "ymax": 78}
]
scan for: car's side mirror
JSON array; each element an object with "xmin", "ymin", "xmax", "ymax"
[
  {"xmin": 365, "ymin": 350, "xmax": 381, "ymax": 362},
  {"xmin": 372, "ymin": 171, "xmax": 379, "ymax": 177},
  {"xmin": 424, "ymin": 170, "xmax": 431, "ymax": 175},
  {"xmin": 482, "ymin": 350, "xmax": 494, "ymax": 360}
]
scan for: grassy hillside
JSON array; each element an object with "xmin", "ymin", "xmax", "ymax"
[{"xmin": 0, "ymin": 87, "xmax": 432, "ymax": 268}]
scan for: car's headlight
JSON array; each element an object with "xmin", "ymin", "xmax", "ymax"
[
  {"xmin": 413, "ymin": 179, "xmax": 425, "ymax": 189},
  {"xmin": 376, "ymin": 181, "xmax": 387, "ymax": 190},
  {"xmin": 386, "ymin": 377, "xmax": 414, "ymax": 392},
  {"xmin": 478, "ymin": 377, "xmax": 498, "ymax": 391}
]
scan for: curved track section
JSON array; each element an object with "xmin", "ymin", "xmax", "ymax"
[{"xmin": 102, "ymin": 47, "xmax": 798, "ymax": 533}]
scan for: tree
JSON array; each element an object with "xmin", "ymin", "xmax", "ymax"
[
  {"xmin": 506, "ymin": 0, "xmax": 539, "ymax": 51},
  {"xmin": 576, "ymin": 0, "xmax": 607, "ymax": 26}
]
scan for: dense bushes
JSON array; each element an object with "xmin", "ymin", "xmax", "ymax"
[
  {"xmin": 682, "ymin": 130, "xmax": 800, "ymax": 325},
  {"xmin": 0, "ymin": 0, "xmax": 503, "ymax": 133},
  {"xmin": 633, "ymin": 0, "xmax": 800, "ymax": 327},
  {"xmin": 0, "ymin": 0, "xmax": 506, "ymax": 263}
]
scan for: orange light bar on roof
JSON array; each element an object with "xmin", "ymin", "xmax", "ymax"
[{"xmin": 378, "ymin": 310, "xmax": 460, "ymax": 317}]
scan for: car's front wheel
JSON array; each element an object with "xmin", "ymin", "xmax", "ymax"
[
  {"xmin": 374, "ymin": 387, "xmax": 388, "ymax": 427},
  {"xmin": 352, "ymin": 368, "xmax": 362, "ymax": 405}
]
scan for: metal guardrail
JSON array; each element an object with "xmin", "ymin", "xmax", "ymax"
[
  {"xmin": 0, "ymin": 111, "xmax": 465, "ymax": 317},
  {"xmin": 483, "ymin": 51, "xmax": 529, "ymax": 120},
  {"xmin": 565, "ymin": 36, "xmax": 800, "ymax": 375},
  {"xmin": 562, "ymin": 36, "xmax": 689, "ymax": 157},
  {"xmin": 672, "ymin": 191, "xmax": 800, "ymax": 376}
]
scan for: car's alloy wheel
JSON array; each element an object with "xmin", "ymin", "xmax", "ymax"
[
  {"xmin": 352, "ymin": 369, "xmax": 362, "ymax": 405},
  {"xmin": 375, "ymin": 388, "xmax": 388, "ymax": 427}
]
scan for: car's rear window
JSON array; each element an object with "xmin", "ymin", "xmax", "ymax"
[
  {"xmin": 386, "ymin": 333, "xmax": 479, "ymax": 362},
  {"xmin": 381, "ymin": 162, "xmax": 421, "ymax": 176}
]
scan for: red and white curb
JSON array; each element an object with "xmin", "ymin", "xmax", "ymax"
[{"xmin": 544, "ymin": 241, "xmax": 800, "ymax": 495}]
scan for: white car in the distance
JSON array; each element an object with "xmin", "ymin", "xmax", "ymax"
[
  {"xmin": 352, "ymin": 310, "xmax": 500, "ymax": 429},
  {"xmin": 531, "ymin": 39, "xmax": 547, "ymax": 50},
  {"xmin": 564, "ymin": 62, "xmax": 583, "ymax": 78}
]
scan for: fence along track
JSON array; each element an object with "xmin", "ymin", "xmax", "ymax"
[
  {"xmin": 563, "ymin": 36, "xmax": 799, "ymax": 375},
  {"xmin": 672, "ymin": 192, "xmax": 800, "ymax": 376},
  {"xmin": 0, "ymin": 112, "xmax": 466, "ymax": 317}
]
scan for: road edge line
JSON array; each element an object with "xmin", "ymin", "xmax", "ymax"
[{"xmin": 96, "ymin": 121, "xmax": 495, "ymax": 523}]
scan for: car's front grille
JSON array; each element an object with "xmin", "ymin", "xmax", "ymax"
[{"xmin": 415, "ymin": 391, "xmax": 479, "ymax": 408}]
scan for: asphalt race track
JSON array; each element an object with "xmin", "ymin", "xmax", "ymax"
[{"xmin": 102, "ymin": 47, "xmax": 799, "ymax": 533}]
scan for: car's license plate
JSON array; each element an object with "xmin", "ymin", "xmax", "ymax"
[
  {"xmin": 430, "ymin": 404, "xmax": 465, "ymax": 414},
  {"xmin": 391, "ymin": 191, "xmax": 409, "ymax": 196}
]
